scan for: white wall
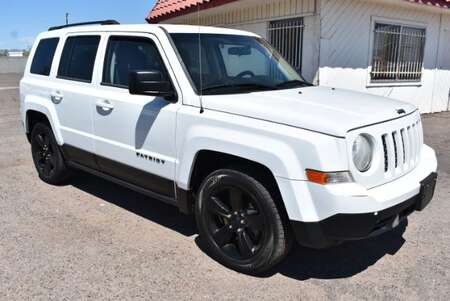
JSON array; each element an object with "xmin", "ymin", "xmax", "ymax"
[{"xmin": 319, "ymin": 0, "xmax": 449, "ymax": 113}]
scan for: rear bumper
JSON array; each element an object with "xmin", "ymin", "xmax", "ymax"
[{"xmin": 291, "ymin": 172, "xmax": 437, "ymax": 249}]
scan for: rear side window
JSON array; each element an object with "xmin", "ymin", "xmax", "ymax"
[
  {"xmin": 102, "ymin": 36, "xmax": 168, "ymax": 88},
  {"xmin": 57, "ymin": 36, "xmax": 100, "ymax": 82},
  {"xmin": 30, "ymin": 38, "xmax": 59, "ymax": 76}
]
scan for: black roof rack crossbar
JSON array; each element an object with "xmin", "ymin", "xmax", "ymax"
[{"xmin": 49, "ymin": 20, "xmax": 120, "ymax": 31}]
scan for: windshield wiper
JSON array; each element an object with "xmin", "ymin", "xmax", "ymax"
[
  {"xmin": 201, "ymin": 83, "xmax": 277, "ymax": 94},
  {"xmin": 276, "ymin": 79, "xmax": 312, "ymax": 89}
]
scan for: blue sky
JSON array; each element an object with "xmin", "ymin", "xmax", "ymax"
[{"xmin": 0, "ymin": 0, "xmax": 156, "ymax": 50}]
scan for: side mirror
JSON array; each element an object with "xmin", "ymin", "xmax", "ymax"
[{"xmin": 128, "ymin": 70, "xmax": 177, "ymax": 102}]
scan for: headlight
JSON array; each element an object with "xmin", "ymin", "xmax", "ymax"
[{"xmin": 352, "ymin": 134, "xmax": 373, "ymax": 172}]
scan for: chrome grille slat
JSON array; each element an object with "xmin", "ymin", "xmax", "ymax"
[
  {"xmin": 400, "ymin": 129, "xmax": 406, "ymax": 164},
  {"xmin": 381, "ymin": 119, "xmax": 421, "ymax": 175},
  {"xmin": 382, "ymin": 134, "xmax": 388, "ymax": 172},
  {"xmin": 392, "ymin": 132, "xmax": 398, "ymax": 169},
  {"xmin": 385, "ymin": 133, "xmax": 396, "ymax": 175}
]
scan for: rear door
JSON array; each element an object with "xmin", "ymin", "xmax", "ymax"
[
  {"xmin": 52, "ymin": 34, "xmax": 103, "ymax": 168},
  {"xmin": 91, "ymin": 33, "xmax": 180, "ymax": 199}
]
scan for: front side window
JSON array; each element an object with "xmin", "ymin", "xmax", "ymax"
[
  {"xmin": 57, "ymin": 35, "xmax": 100, "ymax": 82},
  {"xmin": 102, "ymin": 36, "xmax": 168, "ymax": 88},
  {"xmin": 371, "ymin": 22, "xmax": 426, "ymax": 82},
  {"xmin": 30, "ymin": 38, "xmax": 59, "ymax": 76},
  {"xmin": 171, "ymin": 33, "xmax": 310, "ymax": 95}
]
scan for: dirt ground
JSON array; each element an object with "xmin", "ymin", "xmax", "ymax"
[{"xmin": 0, "ymin": 74, "xmax": 449, "ymax": 300}]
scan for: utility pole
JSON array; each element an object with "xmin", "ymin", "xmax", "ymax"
[{"xmin": 65, "ymin": 13, "xmax": 69, "ymax": 25}]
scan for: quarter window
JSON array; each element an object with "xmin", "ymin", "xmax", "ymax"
[
  {"xmin": 371, "ymin": 23, "xmax": 426, "ymax": 82},
  {"xmin": 102, "ymin": 36, "xmax": 168, "ymax": 88},
  {"xmin": 57, "ymin": 36, "xmax": 100, "ymax": 82},
  {"xmin": 30, "ymin": 38, "xmax": 59, "ymax": 76}
]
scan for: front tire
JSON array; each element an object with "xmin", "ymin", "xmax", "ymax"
[
  {"xmin": 30, "ymin": 122, "xmax": 71, "ymax": 185},
  {"xmin": 195, "ymin": 169, "xmax": 290, "ymax": 274}
]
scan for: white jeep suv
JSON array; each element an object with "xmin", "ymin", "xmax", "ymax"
[{"xmin": 20, "ymin": 21, "xmax": 438, "ymax": 274}]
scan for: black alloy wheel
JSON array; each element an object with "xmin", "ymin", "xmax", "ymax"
[
  {"xmin": 206, "ymin": 185, "xmax": 266, "ymax": 260},
  {"xmin": 30, "ymin": 122, "xmax": 71, "ymax": 185},
  {"xmin": 33, "ymin": 131, "xmax": 56, "ymax": 178},
  {"xmin": 196, "ymin": 169, "xmax": 291, "ymax": 274}
]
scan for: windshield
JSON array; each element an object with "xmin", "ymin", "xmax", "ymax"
[{"xmin": 170, "ymin": 33, "xmax": 311, "ymax": 95}]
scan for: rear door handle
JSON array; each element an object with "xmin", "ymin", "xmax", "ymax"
[
  {"xmin": 96, "ymin": 99, "xmax": 114, "ymax": 111},
  {"xmin": 50, "ymin": 92, "xmax": 63, "ymax": 104}
]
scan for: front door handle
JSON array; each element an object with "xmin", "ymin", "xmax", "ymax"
[
  {"xmin": 96, "ymin": 100, "xmax": 114, "ymax": 111},
  {"xmin": 50, "ymin": 92, "xmax": 63, "ymax": 104}
]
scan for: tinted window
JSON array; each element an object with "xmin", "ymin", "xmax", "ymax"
[
  {"xmin": 102, "ymin": 36, "xmax": 168, "ymax": 88},
  {"xmin": 30, "ymin": 38, "xmax": 59, "ymax": 76},
  {"xmin": 58, "ymin": 36, "xmax": 100, "ymax": 82}
]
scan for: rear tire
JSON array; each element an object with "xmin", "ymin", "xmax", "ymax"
[
  {"xmin": 30, "ymin": 122, "xmax": 71, "ymax": 185},
  {"xmin": 195, "ymin": 169, "xmax": 291, "ymax": 274}
]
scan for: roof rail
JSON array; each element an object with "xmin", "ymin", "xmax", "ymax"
[{"xmin": 48, "ymin": 20, "xmax": 120, "ymax": 31}]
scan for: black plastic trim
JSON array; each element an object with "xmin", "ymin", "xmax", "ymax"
[
  {"xmin": 61, "ymin": 145, "xmax": 97, "ymax": 170},
  {"xmin": 176, "ymin": 186, "xmax": 194, "ymax": 215},
  {"xmin": 291, "ymin": 172, "xmax": 437, "ymax": 249},
  {"xmin": 68, "ymin": 161, "xmax": 177, "ymax": 207},
  {"xmin": 95, "ymin": 155, "xmax": 175, "ymax": 198},
  {"xmin": 62, "ymin": 144, "xmax": 175, "ymax": 198},
  {"xmin": 49, "ymin": 20, "xmax": 119, "ymax": 31},
  {"xmin": 348, "ymin": 109, "xmax": 418, "ymax": 133}
]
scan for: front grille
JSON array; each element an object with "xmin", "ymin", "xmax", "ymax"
[{"xmin": 381, "ymin": 119, "xmax": 422, "ymax": 175}]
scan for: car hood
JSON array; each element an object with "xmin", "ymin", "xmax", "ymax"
[{"xmin": 202, "ymin": 86, "xmax": 417, "ymax": 137}]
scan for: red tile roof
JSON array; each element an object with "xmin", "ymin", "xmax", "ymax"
[
  {"xmin": 405, "ymin": 0, "xmax": 450, "ymax": 9},
  {"xmin": 146, "ymin": 0, "xmax": 237, "ymax": 23},
  {"xmin": 147, "ymin": 0, "xmax": 450, "ymax": 23}
]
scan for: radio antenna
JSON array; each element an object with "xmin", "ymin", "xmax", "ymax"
[{"xmin": 197, "ymin": 3, "xmax": 204, "ymax": 114}]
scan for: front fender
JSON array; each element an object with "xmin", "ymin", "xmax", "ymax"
[
  {"xmin": 175, "ymin": 107, "xmax": 349, "ymax": 221},
  {"xmin": 176, "ymin": 107, "xmax": 348, "ymax": 189}
]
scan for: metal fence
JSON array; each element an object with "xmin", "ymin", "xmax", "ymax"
[
  {"xmin": 268, "ymin": 17, "xmax": 304, "ymax": 71},
  {"xmin": 371, "ymin": 23, "xmax": 426, "ymax": 82}
]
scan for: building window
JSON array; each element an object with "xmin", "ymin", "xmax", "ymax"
[
  {"xmin": 268, "ymin": 17, "xmax": 304, "ymax": 71},
  {"xmin": 371, "ymin": 22, "xmax": 426, "ymax": 83}
]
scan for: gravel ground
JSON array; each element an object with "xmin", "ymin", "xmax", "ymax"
[{"xmin": 0, "ymin": 75, "xmax": 449, "ymax": 300}]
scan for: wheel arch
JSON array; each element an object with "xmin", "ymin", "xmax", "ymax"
[
  {"xmin": 183, "ymin": 149, "xmax": 291, "ymax": 223},
  {"xmin": 23, "ymin": 97, "xmax": 64, "ymax": 145}
]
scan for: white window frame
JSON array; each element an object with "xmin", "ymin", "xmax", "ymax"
[{"xmin": 366, "ymin": 16, "xmax": 427, "ymax": 88}]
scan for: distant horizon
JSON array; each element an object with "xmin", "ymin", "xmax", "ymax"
[{"xmin": 0, "ymin": 0, "xmax": 156, "ymax": 49}]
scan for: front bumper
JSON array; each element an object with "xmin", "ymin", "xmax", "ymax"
[{"xmin": 291, "ymin": 172, "xmax": 437, "ymax": 249}]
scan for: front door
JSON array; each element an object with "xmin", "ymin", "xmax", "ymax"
[
  {"xmin": 92, "ymin": 33, "xmax": 179, "ymax": 198},
  {"xmin": 432, "ymin": 28, "xmax": 450, "ymax": 112}
]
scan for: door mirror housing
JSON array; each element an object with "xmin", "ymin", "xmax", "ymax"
[{"xmin": 128, "ymin": 70, "xmax": 177, "ymax": 102}]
